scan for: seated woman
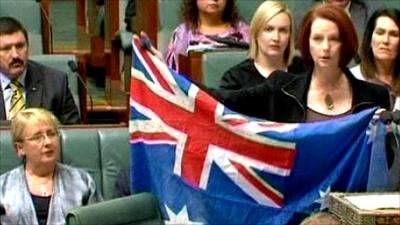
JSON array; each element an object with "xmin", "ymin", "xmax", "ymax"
[
  {"xmin": 217, "ymin": 4, "xmax": 390, "ymax": 122},
  {"xmin": 350, "ymin": 8, "xmax": 400, "ymax": 110},
  {"xmin": 0, "ymin": 108, "xmax": 101, "ymax": 225},
  {"xmin": 165, "ymin": 0, "xmax": 250, "ymax": 70},
  {"xmin": 139, "ymin": 4, "xmax": 390, "ymax": 123},
  {"xmin": 220, "ymin": 0, "xmax": 304, "ymax": 91}
]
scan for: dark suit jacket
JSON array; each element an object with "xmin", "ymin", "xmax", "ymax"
[{"xmin": 0, "ymin": 60, "xmax": 80, "ymax": 124}]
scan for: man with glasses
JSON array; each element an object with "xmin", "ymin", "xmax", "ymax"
[{"xmin": 0, "ymin": 17, "xmax": 80, "ymax": 124}]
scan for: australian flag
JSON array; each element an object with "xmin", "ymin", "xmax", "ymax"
[{"xmin": 129, "ymin": 36, "xmax": 393, "ymax": 225}]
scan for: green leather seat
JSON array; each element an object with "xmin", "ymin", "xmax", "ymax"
[
  {"xmin": 202, "ymin": 50, "xmax": 248, "ymax": 89},
  {"xmin": 66, "ymin": 192, "xmax": 164, "ymax": 225},
  {"xmin": 0, "ymin": 129, "xmax": 20, "ymax": 175},
  {"xmin": 60, "ymin": 128, "xmax": 103, "ymax": 195},
  {"xmin": 98, "ymin": 128, "xmax": 131, "ymax": 200}
]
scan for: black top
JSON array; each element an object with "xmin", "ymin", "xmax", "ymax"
[
  {"xmin": 216, "ymin": 68, "xmax": 391, "ymax": 123},
  {"xmin": 31, "ymin": 194, "xmax": 51, "ymax": 225},
  {"xmin": 114, "ymin": 167, "xmax": 131, "ymax": 198},
  {"xmin": 219, "ymin": 58, "xmax": 306, "ymax": 91}
]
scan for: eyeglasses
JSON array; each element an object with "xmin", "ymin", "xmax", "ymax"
[{"xmin": 20, "ymin": 130, "xmax": 59, "ymax": 144}]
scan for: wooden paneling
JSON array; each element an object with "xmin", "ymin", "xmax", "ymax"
[
  {"xmin": 40, "ymin": 0, "xmax": 52, "ymax": 53},
  {"xmin": 178, "ymin": 52, "xmax": 204, "ymax": 84},
  {"xmin": 134, "ymin": 0, "xmax": 159, "ymax": 47}
]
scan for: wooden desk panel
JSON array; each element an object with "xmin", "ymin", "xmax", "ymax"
[{"xmin": 178, "ymin": 52, "xmax": 204, "ymax": 84}]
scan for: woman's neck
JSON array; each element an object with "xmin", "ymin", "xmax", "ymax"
[
  {"xmin": 25, "ymin": 163, "xmax": 55, "ymax": 178},
  {"xmin": 254, "ymin": 55, "xmax": 286, "ymax": 78},
  {"xmin": 308, "ymin": 67, "xmax": 352, "ymax": 114},
  {"xmin": 25, "ymin": 167, "xmax": 55, "ymax": 197},
  {"xmin": 198, "ymin": 13, "xmax": 231, "ymax": 34},
  {"xmin": 375, "ymin": 59, "xmax": 396, "ymax": 86},
  {"xmin": 311, "ymin": 66, "xmax": 347, "ymax": 93}
]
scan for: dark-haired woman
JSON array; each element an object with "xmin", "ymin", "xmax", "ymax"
[
  {"xmin": 351, "ymin": 8, "xmax": 400, "ymax": 110},
  {"xmin": 165, "ymin": 0, "xmax": 250, "ymax": 70}
]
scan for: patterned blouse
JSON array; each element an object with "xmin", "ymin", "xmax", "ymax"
[{"xmin": 165, "ymin": 21, "xmax": 250, "ymax": 70}]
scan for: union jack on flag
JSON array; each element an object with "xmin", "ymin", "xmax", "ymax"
[{"xmin": 129, "ymin": 36, "xmax": 391, "ymax": 224}]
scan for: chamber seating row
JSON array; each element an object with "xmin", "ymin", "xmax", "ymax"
[{"xmin": 0, "ymin": 125, "xmax": 130, "ymax": 200}]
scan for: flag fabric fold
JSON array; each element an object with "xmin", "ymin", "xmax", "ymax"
[{"xmin": 129, "ymin": 37, "xmax": 392, "ymax": 225}]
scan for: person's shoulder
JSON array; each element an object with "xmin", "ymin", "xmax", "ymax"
[
  {"xmin": 27, "ymin": 60, "xmax": 65, "ymax": 77},
  {"xmin": 349, "ymin": 65, "xmax": 365, "ymax": 80},
  {"xmin": 0, "ymin": 166, "xmax": 23, "ymax": 182},
  {"xmin": 222, "ymin": 59, "xmax": 255, "ymax": 81},
  {"xmin": 354, "ymin": 77, "xmax": 390, "ymax": 97},
  {"xmin": 361, "ymin": 80, "xmax": 389, "ymax": 92},
  {"xmin": 235, "ymin": 20, "xmax": 249, "ymax": 28},
  {"xmin": 270, "ymin": 69, "xmax": 304, "ymax": 80},
  {"xmin": 173, "ymin": 23, "xmax": 190, "ymax": 33},
  {"xmin": 171, "ymin": 23, "xmax": 192, "ymax": 40},
  {"xmin": 226, "ymin": 59, "xmax": 253, "ymax": 72},
  {"xmin": 269, "ymin": 70, "xmax": 308, "ymax": 90}
]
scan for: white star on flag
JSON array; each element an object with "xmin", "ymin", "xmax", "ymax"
[
  {"xmin": 164, "ymin": 205, "xmax": 203, "ymax": 225},
  {"xmin": 315, "ymin": 186, "xmax": 331, "ymax": 210}
]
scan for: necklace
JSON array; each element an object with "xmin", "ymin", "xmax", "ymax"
[
  {"xmin": 325, "ymin": 94, "xmax": 334, "ymax": 110},
  {"xmin": 26, "ymin": 170, "xmax": 54, "ymax": 196},
  {"xmin": 40, "ymin": 184, "xmax": 50, "ymax": 196}
]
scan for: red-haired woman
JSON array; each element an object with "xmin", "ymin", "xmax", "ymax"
[{"xmin": 219, "ymin": 4, "xmax": 390, "ymax": 122}]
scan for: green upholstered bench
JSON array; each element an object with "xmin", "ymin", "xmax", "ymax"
[
  {"xmin": 66, "ymin": 192, "xmax": 164, "ymax": 225},
  {"xmin": 202, "ymin": 50, "xmax": 248, "ymax": 89},
  {"xmin": 0, "ymin": 125, "xmax": 130, "ymax": 200}
]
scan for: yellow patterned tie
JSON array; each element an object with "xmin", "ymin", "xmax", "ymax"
[{"xmin": 9, "ymin": 80, "xmax": 25, "ymax": 119}]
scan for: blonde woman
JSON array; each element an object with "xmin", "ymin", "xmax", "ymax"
[
  {"xmin": 218, "ymin": 4, "xmax": 389, "ymax": 122},
  {"xmin": 0, "ymin": 108, "xmax": 101, "ymax": 225},
  {"xmin": 219, "ymin": 0, "xmax": 303, "ymax": 91}
]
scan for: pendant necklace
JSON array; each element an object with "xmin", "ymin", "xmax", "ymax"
[
  {"xmin": 325, "ymin": 94, "xmax": 334, "ymax": 110},
  {"xmin": 40, "ymin": 184, "xmax": 49, "ymax": 196}
]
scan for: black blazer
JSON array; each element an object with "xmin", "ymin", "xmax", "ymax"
[
  {"xmin": 219, "ymin": 58, "xmax": 306, "ymax": 91},
  {"xmin": 218, "ymin": 68, "xmax": 391, "ymax": 123},
  {"xmin": 0, "ymin": 61, "xmax": 80, "ymax": 124}
]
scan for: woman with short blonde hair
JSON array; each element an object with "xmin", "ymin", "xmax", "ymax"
[{"xmin": 1, "ymin": 108, "xmax": 101, "ymax": 225}]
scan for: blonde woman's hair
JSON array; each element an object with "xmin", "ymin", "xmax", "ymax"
[
  {"xmin": 249, "ymin": 0, "xmax": 295, "ymax": 66},
  {"xmin": 11, "ymin": 108, "xmax": 60, "ymax": 144}
]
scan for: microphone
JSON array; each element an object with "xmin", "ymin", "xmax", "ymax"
[
  {"xmin": 67, "ymin": 60, "xmax": 78, "ymax": 72},
  {"xmin": 67, "ymin": 60, "xmax": 94, "ymax": 115}
]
